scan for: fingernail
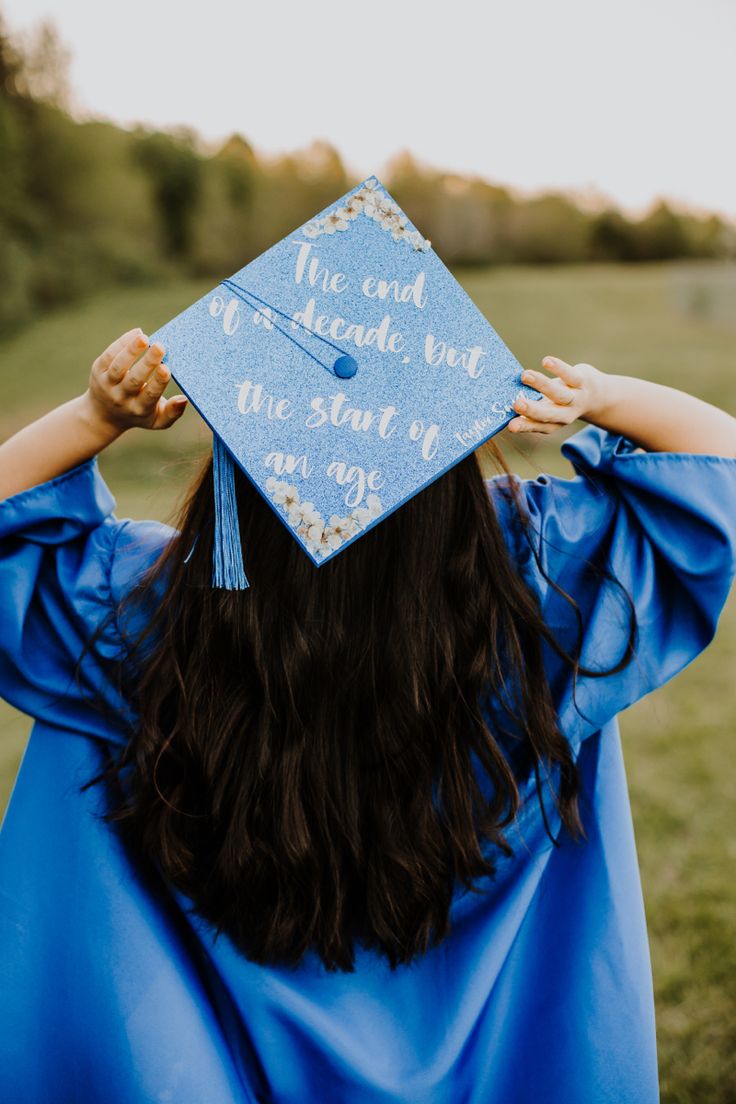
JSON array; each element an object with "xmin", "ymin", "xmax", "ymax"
[
  {"xmin": 173, "ymin": 396, "xmax": 188, "ymax": 406},
  {"xmin": 521, "ymin": 371, "xmax": 533, "ymax": 382},
  {"xmin": 516, "ymin": 399, "xmax": 527, "ymax": 411}
]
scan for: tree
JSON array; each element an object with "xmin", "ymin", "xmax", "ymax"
[
  {"xmin": 132, "ymin": 128, "xmax": 203, "ymax": 258},
  {"xmin": 589, "ymin": 208, "xmax": 639, "ymax": 262},
  {"xmin": 11, "ymin": 18, "xmax": 73, "ymax": 112},
  {"xmin": 634, "ymin": 200, "xmax": 691, "ymax": 261},
  {"xmin": 0, "ymin": 11, "xmax": 26, "ymax": 101}
]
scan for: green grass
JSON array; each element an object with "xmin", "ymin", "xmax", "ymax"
[{"xmin": 1, "ymin": 260, "xmax": 735, "ymax": 1101}]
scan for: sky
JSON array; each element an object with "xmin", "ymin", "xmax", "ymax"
[{"xmin": 4, "ymin": 0, "xmax": 735, "ymax": 222}]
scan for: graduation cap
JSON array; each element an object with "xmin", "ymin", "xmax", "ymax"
[{"xmin": 147, "ymin": 175, "xmax": 539, "ymax": 589}]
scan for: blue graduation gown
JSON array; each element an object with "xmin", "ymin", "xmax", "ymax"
[{"xmin": 1, "ymin": 424, "xmax": 735, "ymax": 1104}]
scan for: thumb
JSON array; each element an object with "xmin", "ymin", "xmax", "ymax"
[{"xmin": 155, "ymin": 394, "xmax": 188, "ymax": 429}]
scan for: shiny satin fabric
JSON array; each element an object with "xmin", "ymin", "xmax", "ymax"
[{"xmin": 1, "ymin": 425, "xmax": 735, "ymax": 1103}]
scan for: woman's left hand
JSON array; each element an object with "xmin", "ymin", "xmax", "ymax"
[
  {"xmin": 85, "ymin": 328, "xmax": 189, "ymax": 433},
  {"xmin": 507, "ymin": 356, "xmax": 606, "ymax": 436}
]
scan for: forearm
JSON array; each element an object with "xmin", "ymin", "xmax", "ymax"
[
  {"xmin": 0, "ymin": 331, "xmax": 186, "ymax": 504},
  {"xmin": 0, "ymin": 394, "xmax": 123, "ymax": 501},
  {"xmin": 582, "ymin": 373, "xmax": 736, "ymax": 457}
]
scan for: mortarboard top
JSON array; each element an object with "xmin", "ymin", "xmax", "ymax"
[{"xmin": 147, "ymin": 175, "xmax": 541, "ymax": 589}]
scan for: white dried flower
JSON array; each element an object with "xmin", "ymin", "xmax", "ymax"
[
  {"xmin": 323, "ymin": 211, "xmax": 349, "ymax": 233},
  {"xmin": 351, "ymin": 506, "xmax": 373, "ymax": 529},
  {"xmin": 320, "ymin": 524, "xmax": 345, "ymax": 551},
  {"xmin": 326, "ymin": 515, "xmax": 355, "ymax": 542},
  {"xmin": 272, "ymin": 482, "xmax": 300, "ymax": 509},
  {"xmin": 342, "ymin": 515, "xmax": 362, "ymax": 537},
  {"xmin": 365, "ymin": 493, "xmax": 382, "ymax": 518},
  {"xmin": 302, "ymin": 220, "xmax": 323, "ymax": 238},
  {"xmin": 299, "ymin": 501, "xmax": 322, "ymax": 527},
  {"xmin": 340, "ymin": 197, "xmax": 362, "ymax": 220}
]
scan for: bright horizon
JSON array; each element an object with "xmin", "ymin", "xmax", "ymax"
[{"xmin": 4, "ymin": 0, "xmax": 735, "ymax": 223}]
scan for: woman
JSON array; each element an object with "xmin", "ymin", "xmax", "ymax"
[{"xmin": 1, "ymin": 329, "xmax": 735, "ymax": 1103}]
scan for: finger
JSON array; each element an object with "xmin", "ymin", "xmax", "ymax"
[
  {"xmin": 521, "ymin": 369, "xmax": 577, "ymax": 406},
  {"xmin": 96, "ymin": 329, "xmax": 145, "ymax": 373},
  {"xmin": 136, "ymin": 356, "xmax": 170, "ymax": 406},
  {"xmin": 539, "ymin": 356, "xmax": 585, "ymax": 388},
  {"xmin": 122, "ymin": 342, "xmax": 166, "ymax": 394},
  {"xmin": 507, "ymin": 415, "xmax": 565, "ymax": 434},
  {"xmin": 107, "ymin": 332, "xmax": 149, "ymax": 384},
  {"xmin": 152, "ymin": 395, "xmax": 188, "ymax": 430},
  {"xmin": 512, "ymin": 395, "xmax": 576, "ymax": 424}
]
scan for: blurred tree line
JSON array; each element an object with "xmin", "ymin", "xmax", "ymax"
[{"xmin": 1, "ymin": 13, "xmax": 735, "ymax": 338}]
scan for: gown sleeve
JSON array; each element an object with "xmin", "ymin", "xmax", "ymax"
[
  {"xmin": 487, "ymin": 423, "xmax": 736, "ymax": 748},
  {"xmin": 0, "ymin": 458, "xmax": 175, "ymax": 746}
]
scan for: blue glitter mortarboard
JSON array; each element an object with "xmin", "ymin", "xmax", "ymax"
[{"xmin": 148, "ymin": 175, "xmax": 540, "ymax": 589}]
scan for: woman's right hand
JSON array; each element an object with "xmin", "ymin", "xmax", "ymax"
[
  {"xmin": 509, "ymin": 356, "xmax": 736, "ymax": 455},
  {"xmin": 507, "ymin": 356, "xmax": 607, "ymax": 437}
]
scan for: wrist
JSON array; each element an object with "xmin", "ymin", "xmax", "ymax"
[
  {"xmin": 74, "ymin": 391, "xmax": 128, "ymax": 449},
  {"xmin": 579, "ymin": 369, "xmax": 624, "ymax": 427}
]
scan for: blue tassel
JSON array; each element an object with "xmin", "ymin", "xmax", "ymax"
[{"xmin": 212, "ymin": 435, "xmax": 250, "ymax": 590}]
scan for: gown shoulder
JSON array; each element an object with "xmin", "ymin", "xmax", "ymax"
[
  {"xmin": 485, "ymin": 423, "xmax": 736, "ymax": 746},
  {"xmin": 0, "ymin": 457, "xmax": 176, "ymax": 744}
]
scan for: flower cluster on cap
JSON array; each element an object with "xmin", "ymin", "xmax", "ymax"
[
  {"xmin": 265, "ymin": 477, "xmax": 383, "ymax": 559},
  {"xmin": 301, "ymin": 177, "xmax": 431, "ymax": 251}
]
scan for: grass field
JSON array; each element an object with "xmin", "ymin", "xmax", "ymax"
[{"xmin": 1, "ymin": 260, "xmax": 735, "ymax": 1102}]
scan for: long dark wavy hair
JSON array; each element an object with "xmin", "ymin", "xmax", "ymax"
[{"xmin": 78, "ymin": 437, "xmax": 637, "ymax": 973}]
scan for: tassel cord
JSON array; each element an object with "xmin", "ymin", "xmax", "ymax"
[{"xmin": 212, "ymin": 434, "xmax": 250, "ymax": 590}]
